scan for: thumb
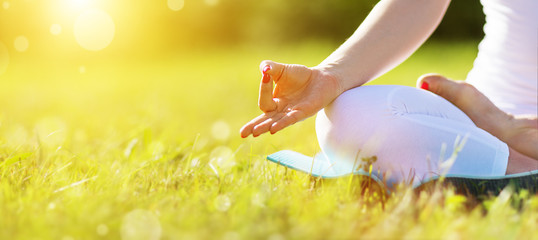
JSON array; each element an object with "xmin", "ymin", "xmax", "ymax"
[{"xmin": 260, "ymin": 60, "xmax": 286, "ymax": 82}]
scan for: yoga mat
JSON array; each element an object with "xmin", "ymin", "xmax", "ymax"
[{"xmin": 267, "ymin": 150, "xmax": 538, "ymax": 195}]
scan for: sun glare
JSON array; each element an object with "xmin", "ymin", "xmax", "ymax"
[
  {"xmin": 50, "ymin": 24, "xmax": 62, "ymax": 35},
  {"xmin": 211, "ymin": 120, "xmax": 231, "ymax": 141},
  {"xmin": 204, "ymin": 0, "xmax": 219, "ymax": 7},
  {"xmin": 2, "ymin": 1, "xmax": 9, "ymax": 9},
  {"xmin": 14, "ymin": 36, "xmax": 29, "ymax": 52},
  {"xmin": 74, "ymin": 9, "xmax": 115, "ymax": 51},
  {"xmin": 96, "ymin": 224, "xmax": 109, "ymax": 236},
  {"xmin": 121, "ymin": 209, "xmax": 162, "ymax": 240},
  {"xmin": 69, "ymin": 0, "xmax": 92, "ymax": 10},
  {"xmin": 167, "ymin": 0, "xmax": 184, "ymax": 11}
]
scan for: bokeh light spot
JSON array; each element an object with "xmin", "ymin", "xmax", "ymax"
[
  {"xmin": 209, "ymin": 146, "xmax": 235, "ymax": 171},
  {"xmin": 268, "ymin": 233, "xmax": 286, "ymax": 240},
  {"xmin": 204, "ymin": 0, "xmax": 219, "ymax": 7},
  {"xmin": 211, "ymin": 120, "xmax": 230, "ymax": 141},
  {"xmin": 14, "ymin": 36, "xmax": 29, "ymax": 52},
  {"xmin": 222, "ymin": 232, "xmax": 240, "ymax": 240},
  {"xmin": 251, "ymin": 192, "xmax": 267, "ymax": 207},
  {"xmin": 2, "ymin": 1, "xmax": 9, "ymax": 9},
  {"xmin": 121, "ymin": 209, "xmax": 162, "ymax": 240},
  {"xmin": 48, "ymin": 202, "xmax": 56, "ymax": 210},
  {"xmin": 35, "ymin": 117, "xmax": 67, "ymax": 148},
  {"xmin": 0, "ymin": 41, "xmax": 9, "ymax": 75},
  {"xmin": 167, "ymin": 0, "xmax": 184, "ymax": 11},
  {"xmin": 50, "ymin": 24, "xmax": 62, "ymax": 35},
  {"xmin": 96, "ymin": 224, "xmax": 109, "ymax": 236},
  {"xmin": 74, "ymin": 9, "xmax": 115, "ymax": 51},
  {"xmin": 79, "ymin": 65, "xmax": 86, "ymax": 74},
  {"xmin": 70, "ymin": 0, "xmax": 91, "ymax": 10},
  {"xmin": 214, "ymin": 194, "xmax": 231, "ymax": 212}
]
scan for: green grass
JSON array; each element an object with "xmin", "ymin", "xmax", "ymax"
[{"xmin": 1, "ymin": 41, "xmax": 537, "ymax": 239}]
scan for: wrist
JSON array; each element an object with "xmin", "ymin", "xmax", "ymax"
[
  {"xmin": 503, "ymin": 116, "xmax": 538, "ymax": 141},
  {"xmin": 312, "ymin": 64, "xmax": 346, "ymax": 97}
]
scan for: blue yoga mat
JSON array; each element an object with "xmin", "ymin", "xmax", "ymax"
[{"xmin": 267, "ymin": 150, "xmax": 538, "ymax": 195}]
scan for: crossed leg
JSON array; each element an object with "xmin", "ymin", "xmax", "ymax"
[{"xmin": 417, "ymin": 74, "xmax": 538, "ymax": 174}]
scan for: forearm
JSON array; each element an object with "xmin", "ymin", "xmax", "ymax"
[{"xmin": 317, "ymin": 0, "xmax": 451, "ymax": 93}]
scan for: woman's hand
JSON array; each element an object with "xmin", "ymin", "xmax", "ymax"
[{"xmin": 240, "ymin": 60, "xmax": 343, "ymax": 138}]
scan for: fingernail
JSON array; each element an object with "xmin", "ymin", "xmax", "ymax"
[
  {"xmin": 420, "ymin": 81, "xmax": 429, "ymax": 90},
  {"xmin": 263, "ymin": 65, "xmax": 271, "ymax": 74},
  {"xmin": 262, "ymin": 73, "xmax": 270, "ymax": 83}
]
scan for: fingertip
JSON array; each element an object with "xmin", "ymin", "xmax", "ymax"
[
  {"xmin": 269, "ymin": 122, "xmax": 281, "ymax": 134},
  {"xmin": 252, "ymin": 126, "xmax": 261, "ymax": 137},
  {"xmin": 416, "ymin": 77, "xmax": 427, "ymax": 90},
  {"xmin": 239, "ymin": 130, "xmax": 248, "ymax": 138},
  {"xmin": 240, "ymin": 125, "xmax": 252, "ymax": 138},
  {"xmin": 260, "ymin": 60, "xmax": 274, "ymax": 73},
  {"xmin": 263, "ymin": 65, "xmax": 271, "ymax": 74},
  {"xmin": 420, "ymin": 81, "xmax": 429, "ymax": 90}
]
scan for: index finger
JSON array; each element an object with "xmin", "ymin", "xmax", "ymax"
[{"xmin": 258, "ymin": 66, "xmax": 277, "ymax": 112}]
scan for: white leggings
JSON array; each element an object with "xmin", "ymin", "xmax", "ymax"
[{"xmin": 315, "ymin": 85, "xmax": 509, "ymax": 186}]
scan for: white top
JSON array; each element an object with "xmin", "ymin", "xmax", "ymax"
[{"xmin": 466, "ymin": 0, "xmax": 538, "ymax": 115}]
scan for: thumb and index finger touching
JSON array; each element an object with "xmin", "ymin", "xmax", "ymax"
[
  {"xmin": 257, "ymin": 60, "xmax": 285, "ymax": 113},
  {"xmin": 242, "ymin": 60, "xmax": 298, "ymax": 137}
]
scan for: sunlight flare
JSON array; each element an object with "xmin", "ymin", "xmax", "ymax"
[
  {"xmin": 167, "ymin": 0, "xmax": 184, "ymax": 11},
  {"xmin": 209, "ymin": 146, "xmax": 236, "ymax": 170},
  {"xmin": 204, "ymin": 0, "xmax": 219, "ymax": 7},
  {"xmin": 35, "ymin": 117, "xmax": 67, "ymax": 147},
  {"xmin": 69, "ymin": 0, "xmax": 92, "ymax": 10},
  {"xmin": 50, "ymin": 24, "xmax": 62, "ymax": 35},
  {"xmin": 14, "ymin": 36, "xmax": 29, "ymax": 52},
  {"xmin": 214, "ymin": 195, "xmax": 232, "ymax": 212},
  {"xmin": 121, "ymin": 209, "xmax": 162, "ymax": 240},
  {"xmin": 211, "ymin": 120, "xmax": 231, "ymax": 141},
  {"xmin": 74, "ymin": 9, "xmax": 115, "ymax": 51},
  {"xmin": 96, "ymin": 224, "xmax": 109, "ymax": 236}
]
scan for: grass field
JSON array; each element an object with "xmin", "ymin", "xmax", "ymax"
[{"xmin": 1, "ymin": 41, "xmax": 537, "ymax": 239}]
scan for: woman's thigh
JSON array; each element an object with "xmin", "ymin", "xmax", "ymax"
[{"xmin": 316, "ymin": 85, "xmax": 509, "ymax": 186}]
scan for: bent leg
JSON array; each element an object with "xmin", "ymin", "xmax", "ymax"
[
  {"xmin": 417, "ymin": 74, "xmax": 538, "ymax": 172},
  {"xmin": 417, "ymin": 74, "xmax": 538, "ymax": 161},
  {"xmin": 316, "ymin": 85, "xmax": 510, "ymax": 186}
]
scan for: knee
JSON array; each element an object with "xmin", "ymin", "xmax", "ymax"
[{"xmin": 315, "ymin": 87, "xmax": 393, "ymax": 162}]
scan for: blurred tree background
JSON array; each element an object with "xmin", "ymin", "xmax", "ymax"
[
  {"xmin": 0, "ymin": 0, "xmax": 485, "ymax": 60},
  {"xmin": 157, "ymin": 0, "xmax": 485, "ymax": 48}
]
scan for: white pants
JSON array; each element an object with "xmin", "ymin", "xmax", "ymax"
[{"xmin": 316, "ymin": 85, "xmax": 509, "ymax": 186}]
